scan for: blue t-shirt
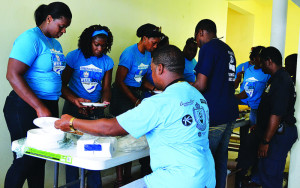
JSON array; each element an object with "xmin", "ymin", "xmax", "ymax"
[
  {"xmin": 236, "ymin": 61, "xmax": 252, "ymax": 104},
  {"xmin": 9, "ymin": 27, "xmax": 66, "ymax": 100},
  {"xmin": 243, "ymin": 66, "xmax": 270, "ymax": 109},
  {"xmin": 183, "ymin": 58, "xmax": 197, "ymax": 82},
  {"xmin": 117, "ymin": 82, "xmax": 216, "ymax": 188},
  {"xmin": 236, "ymin": 61, "xmax": 252, "ymax": 77},
  {"xmin": 118, "ymin": 44, "xmax": 152, "ymax": 87},
  {"xmin": 145, "ymin": 66, "xmax": 154, "ymax": 85},
  {"xmin": 66, "ymin": 49, "xmax": 114, "ymax": 102},
  {"xmin": 194, "ymin": 39, "xmax": 239, "ymax": 126}
]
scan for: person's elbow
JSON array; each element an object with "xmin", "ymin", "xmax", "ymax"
[
  {"xmin": 193, "ymin": 81, "xmax": 206, "ymax": 92},
  {"xmin": 6, "ymin": 71, "xmax": 18, "ymax": 85}
]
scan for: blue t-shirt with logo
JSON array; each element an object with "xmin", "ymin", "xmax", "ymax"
[
  {"xmin": 243, "ymin": 66, "xmax": 270, "ymax": 109},
  {"xmin": 9, "ymin": 27, "xmax": 66, "ymax": 100},
  {"xmin": 183, "ymin": 58, "xmax": 197, "ymax": 82},
  {"xmin": 194, "ymin": 39, "xmax": 239, "ymax": 126},
  {"xmin": 66, "ymin": 49, "xmax": 114, "ymax": 102},
  {"xmin": 118, "ymin": 44, "xmax": 152, "ymax": 87},
  {"xmin": 117, "ymin": 82, "xmax": 216, "ymax": 188},
  {"xmin": 236, "ymin": 61, "xmax": 252, "ymax": 104}
]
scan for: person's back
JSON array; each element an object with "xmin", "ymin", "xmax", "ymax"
[
  {"xmin": 195, "ymin": 38, "xmax": 238, "ymax": 125},
  {"xmin": 118, "ymin": 81, "xmax": 215, "ymax": 188},
  {"xmin": 193, "ymin": 19, "xmax": 238, "ymax": 188}
]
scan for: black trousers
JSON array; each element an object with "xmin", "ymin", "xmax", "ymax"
[{"xmin": 3, "ymin": 91, "xmax": 58, "ymax": 188}]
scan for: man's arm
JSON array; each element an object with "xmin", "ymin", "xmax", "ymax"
[
  {"xmin": 193, "ymin": 73, "xmax": 208, "ymax": 92},
  {"xmin": 55, "ymin": 114, "xmax": 128, "ymax": 136},
  {"xmin": 257, "ymin": 114, "xmax": 281, "ymax": 158}
]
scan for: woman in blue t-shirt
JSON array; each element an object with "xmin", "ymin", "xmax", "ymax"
[
  {"xmin": 109, "ymin": 23, "xmax": 163, "ymax": 187},
  {"xmin": 3, "ymin": 2, "xmax": 72, "ymax": 188},
  {"xmin": 183, "ymin": 37, "xmax": 198, "ymax": 83},
  {"xmin": 61, "ymin": 25, "xmax": 114, "ymax": 188}
]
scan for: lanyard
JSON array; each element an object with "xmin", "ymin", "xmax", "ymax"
[{"xmin": 164, "ymin": 78, "xmax": 185, "ymax": 90}]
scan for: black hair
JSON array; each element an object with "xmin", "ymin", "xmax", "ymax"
[
  {"xmin": 285, "ymin": 54, "xmax": 297, "ymax": 67},
  {"xmin": 195, "ymin": 19, "xmax": 217, "ymax": 35},
  {"xmin": 285, "ymin": 53, "xmax": 297, "ymax": 77},
  {"xmin": 136, "ymin": 23, "xmax": 163, "ymax": 39},
  {"xmin": 157, "ymin": 34, "xmax": 169, "ymax": 49},
  {"xmin": 259, "ymin": 46, "xmax": 282, "ymax": 66},
  {"xmin": 78, "ymin": 24, "xmax": 113, "ymax": 59},
  {"xmin": 152, "ymin": 45, "xmax": 185, "ymax": 75},
  {"xmin": 249, "ymin": 46, "xmax": 265, "ymax": 60},
  {"xmin": 34, "ymin": 2, "xmax": 72, "ymax": 26},
  {"xmin": 185, "ymin": 37, "xmax": 197, "ymax": 46}
]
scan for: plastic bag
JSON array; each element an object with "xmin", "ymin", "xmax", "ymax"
[{"xmin": 117, "ymin": 135, "xmax": 148, "ymax": 152}]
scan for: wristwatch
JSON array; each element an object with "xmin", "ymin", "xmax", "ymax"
[{"xmin": 262, "ymin": 139, "xmax": 270, "ymax": 145}]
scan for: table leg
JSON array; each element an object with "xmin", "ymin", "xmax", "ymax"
[
  {"xmin": 80, "ymin": 168, "xmax": 85, "ymax": 188},
  {"xmin": 54, "ymin": 163, "xmax": 59, "ymax": 188}
]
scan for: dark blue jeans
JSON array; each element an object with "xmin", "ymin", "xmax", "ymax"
[
  {"xmin": 209, "ymin": 121, "xmax": 235, "ymax": 188},
  {"xmin": 258, "ymin": 125, "xmax": 298, "ymax": 188},
  {"xmin": 3, "ymin": 90, "xmax": 58, "ymax": 188},
  {"xmin": 62, "ymin": 100, "xmax": 102, "ymax": 188}
]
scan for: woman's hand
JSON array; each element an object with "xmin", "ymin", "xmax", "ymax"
[
  {"xmin": 54, "ymin": 114, "xmax": 73, "ymax": 132},
  {"xmin": 73, "ymin": 97, "xmax": 91, "ymax": 108},
  {"xmin": 250, "ymin": 124, "xmax": 257, "ymax": 132},
  {"xmin": 36, "ymin": 106, "xmax": 52, "ymax": 117}
]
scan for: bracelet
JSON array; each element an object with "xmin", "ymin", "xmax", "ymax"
[
  {"xmin": 135, "ymin": 99, "xmax": 140, "ymax": 107},
  {"xmin": 69, "ymin": 117, "xmax": 77, "ymax": 131},
  {"xmin": 261, "ymin": 138, "xmax": 270, "ymax": 145}
]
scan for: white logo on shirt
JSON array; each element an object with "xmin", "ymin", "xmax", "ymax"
[
  {"xmin": 134, "ymin": 63, "xmax": 149, "ymax": 83},
  {"xmin": 80, "ymin": 64, "xmax": 102, "ymax": 93}
]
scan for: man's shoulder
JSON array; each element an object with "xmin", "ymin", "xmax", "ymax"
[{"xmin": 204, "ymin": 39, "xmax": 233, "ymax": 53}]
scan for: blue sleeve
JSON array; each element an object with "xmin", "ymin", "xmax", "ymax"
[
  {"xmin": 236, "ymin": 64, "xmax": 243, "ymax": 76},
  {"xmin": 106, "ymin": 56, "xmax": 114, "ymax": 71},
  {"xmin": 66, "ymin": 51, "xmax": 76, "ymax": 69},
  {"xmin": 116, "ymin": 98, "xmax": 158, "ymax": 138},
  {"xmin": 194, "ymin": 46, "xmax": 214, "ymax": 77},
  {"xmin": 9, "ymin": 32, "xmax": 38, "ymax": 66},
  {"xmin": 118, "ymin": 48, "xmax": 133, "ymax": 70}
]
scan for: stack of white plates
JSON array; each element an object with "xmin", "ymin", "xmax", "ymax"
[{"xmin": 26, "ymin": 117, "xmax": 64, "ymax": 150}]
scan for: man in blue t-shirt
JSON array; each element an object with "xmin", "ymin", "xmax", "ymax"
[
  {"xmin": 193, "ymin": 19, "xmax": 239, "ymax": 188},
  {"xmin": 55, "ymin": 45, "xmax": 216, "ymax": 188}
]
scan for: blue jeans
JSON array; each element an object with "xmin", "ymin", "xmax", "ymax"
[
  {"xmin": 66, "ymin": 166, "xmax": 102, "ymax": 188},
  {"xmin": 3, "ymin": 91, "xmax": 58, "ymax": 188},
  {"xmin": 209, "ymin": 121, "xmax": 235, "ymax": 188},
  {"xmin": 249, "ymin": 109, "xmax": 257, "ymax": 126},
  {"xmin": 63, "ymin": 100, "xmax": 102, "ymax": 188},
  {"xmin": 257, "ymin": 125, "xmax": 298, "ymax": 188}
]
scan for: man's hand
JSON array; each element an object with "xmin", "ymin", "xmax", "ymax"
[
  {"xmin": 54, "ymin": 114, "xmax": 73, "ymax": 132},
  {"xmin": 258, "ymin": 143, "xmax": 269, "ymax": 158}
]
